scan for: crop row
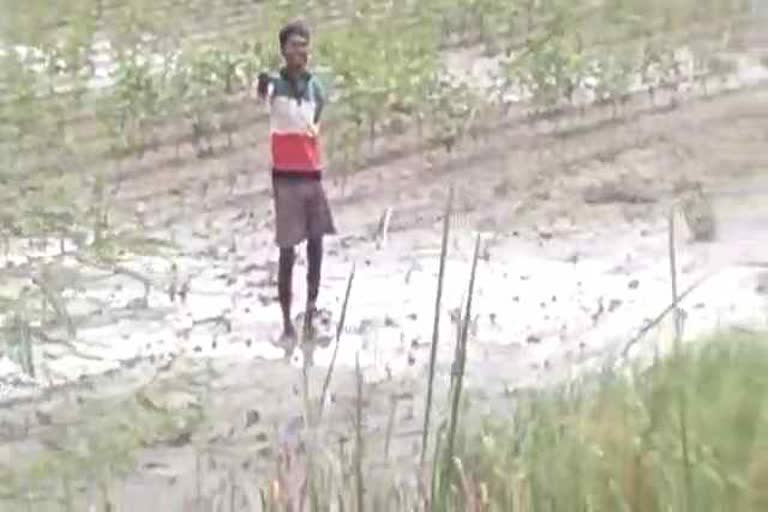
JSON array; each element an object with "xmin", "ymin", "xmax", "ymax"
[
  {"xmin": 0, "ymin": 5, "xmax": 753, "ymax": 170},
  {"xmin": 0, "ymin": 0, "xmax": 755, "ymax": 244}
]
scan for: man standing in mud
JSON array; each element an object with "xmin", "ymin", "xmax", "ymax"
[{"xmin": 256, "ymin": 21, "xmax": 336, "ymax": 345}]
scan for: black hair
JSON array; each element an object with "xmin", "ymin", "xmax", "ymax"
[{"xmin": 279, "ymin": 20, "xmax": 310, "ymax": 49}]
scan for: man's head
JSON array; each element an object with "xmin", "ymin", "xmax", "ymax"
[{"xmin": 279, "ymin": 21, "xmax": 310, "ymax": 73}]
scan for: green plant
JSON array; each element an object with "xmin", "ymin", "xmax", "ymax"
[
  {"xmin": 459, "ymin": 332, "xmax": 768, "ymax": 511},
  {"xmin": 421, "ymin": 187, "xmax": 454, "ymax": 466},
  {"xmin": 437, "ymin": 232, "xmax": 481, "ymax": 511}
]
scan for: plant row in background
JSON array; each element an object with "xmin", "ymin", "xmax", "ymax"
[
  {"xmin": 1, "ymin": 0, "xmax": 751, "ymax": 174},
  {"xmin": 0, "ymin": 0, "xmax": 751, "ymax": 247}
]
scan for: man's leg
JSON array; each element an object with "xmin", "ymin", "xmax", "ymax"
[
  {"xmin": 305, "ymin": 236, "xmax": 323, "ymax": 334},
  {"xmin": 278, "ymin": 246, "xmax": 296, "ymax": 339},
  {"xmin": 273, "ymin": 176, "xmax": 305, "ymax": 342},
  {"xmin": 304, "ymin": 180, "xmax": 334, "ymax": 338}
]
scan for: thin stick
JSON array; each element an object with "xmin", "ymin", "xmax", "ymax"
[
  {"xmin": 300, "ymin": 342, "xmax": 313, "ymax": 427},
  {"xmin": 429, "ymin": 421, "xmax": 448, "ymax": 511},
  {"xmin": 454, "ymin": 456, "xmax": 479, "ymax": 512},
  {"xmin": 377, "ymin": 207, "xmax": 393, "ymax": 249},
  {"xmin": 420, "ymin": 187, "xmax": 454, "ymax": 466},
  {"xmin": 449, "ymin": 296, "xmax": 466, "ymax": 393},
  {"xmin": 300, "ymin": 296, "xmax": 322, "ymax": 512},
  {"xmin": 318, "ymin": 264, "xmax": 356, "ymax": 420},
  {"xmin": 382, "ymin": 207, "xmax": 392, "ymax": 247},
  {"xmin": 669, "ymin": 208, "xmax": 693, "ymax": 512},
  {"xmin": 441, "ymin": 233, "xmax": 481, "ymax": 501},
  {"xmin": 354, "ymin": 352, "xmax": 365, "ymax": 512},
  {"xmin": 669, "ymin": 209, "xmax": 681, "ymax": 347},
  {"xmin": 300, "ymin": 255, "xmax": 336, "ymax": 511},
  {"xmin": 384, "ymin": 394, "xmax": 398, "ymax": 460},
  {"xmin": 619, "ymin": 273, "xmax": 710, "ymax": 360}
]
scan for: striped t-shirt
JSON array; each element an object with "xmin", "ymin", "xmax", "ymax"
[{"xmin": 265, "ymin": 69, "xmax": 325, "ymax": 178}]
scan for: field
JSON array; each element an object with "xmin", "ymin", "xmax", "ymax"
[{"xmin": 1, "ymin": 0, "xmax": 768, "ymax": 510}]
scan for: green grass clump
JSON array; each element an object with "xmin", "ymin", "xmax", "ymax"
[
  {"xmin": 452, "ymin": 331, "xmax": 768, "ymax": 512},
  {"xmin": 257, "ymin": 331, "xmax": 768, "ymax": 511}
]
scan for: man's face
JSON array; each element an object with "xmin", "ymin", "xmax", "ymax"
[{"xmin": 282, "ymin": 33, "xmax": 309, "ymax": 71}]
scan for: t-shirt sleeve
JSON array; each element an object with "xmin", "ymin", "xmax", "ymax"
[{"xmin": 312, "ymin": 78, "xmax": 326, "ymax": 124}]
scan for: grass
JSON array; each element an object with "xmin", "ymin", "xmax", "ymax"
[
  {"xmin": 241, "ymin": 328, "xmax": 768, "ymax": 512},
  {"xmin": 421, "ymin": 186, "xmax": 454, "ymax": 466},
  {"xmin": 3, "ymin": 330, "xmax": 766, "ymax": 511},
  {"xmin": 267, "ymin": 329, "xmax": 768, "ymax": 512},
  {"xmin": 454, "ymin": 331, "xmax": 768, "ymax": 511}
]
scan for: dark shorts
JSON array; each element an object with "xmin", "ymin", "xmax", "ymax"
[{"xmin": 272, "ymin": 174, "xmax": 336, "ymax": 248}]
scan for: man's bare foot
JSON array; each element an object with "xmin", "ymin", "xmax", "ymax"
[
  {"xmin": 303, "ymin": 303, "xmax": 318, "ymax": 341},
  {"xmin": 277, "ymin": 323, "xmax": 297, "ymax": 352},
  {"xmin": 302, "ymin": 315, "xmax": 316, "ymax": 342}
]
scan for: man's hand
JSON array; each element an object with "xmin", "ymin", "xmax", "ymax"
[
  {"xmin": 256, "ymin": 72, "xmax": 271, "ymax": 99},
  {"xmin": 306, "ymin": 122, "xmax": 320, "ymax": 138}
]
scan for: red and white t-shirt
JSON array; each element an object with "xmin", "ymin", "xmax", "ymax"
[{"xmin": 265, "ymin": 70, "xmax": 325, "ymax": 176}]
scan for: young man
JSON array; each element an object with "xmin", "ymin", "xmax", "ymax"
[{"xmin": 256, "ymin": 21, "xmax": 336, "ymax": 344}]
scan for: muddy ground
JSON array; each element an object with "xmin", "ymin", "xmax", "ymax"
[{"xmin": 1, "ymin": 50, "xmax": 768, "ymax": 509}]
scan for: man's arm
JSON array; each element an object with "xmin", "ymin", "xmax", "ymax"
[
  {"xmin": 307, "ymin": 77, "xmax": 325, "ymax": 137},
  {"xmin": 312, "ymin": 77, "xmax": 325, "ymax": 125},
  {"xmin": 256, "ymin": 72, "xmax": 272, "ymax": 101}
]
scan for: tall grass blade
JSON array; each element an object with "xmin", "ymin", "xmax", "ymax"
[
  {"xmin": 453, "ymin": 456, "xmax": 479, "ymax": 512},
  {"xmin": 300, "ymin": 352, "xmax": 318, "ymax": 512},
  {"xmin": 449, "ymin": 295, "xmax": 466, "ymax": 394},
  {"xmin": 619, "ymin": 274, "xmax": 710, "ymax": 360},
  {"xmin": 669, "ymin": 209, "xmax": 681, "ymax": 348},
  {"xmin": 319, "ymin": 263, "xmax": 356, "ymax": 420},
  {"xmin": 354, "ymin": 352, "xmax": 365, "ymax": 512},
  {"xmin": 384, "ymin": 394, "xmax": 398, "ymax": 460},
  {"xmin": 669, "ymin": 208, "xmax": 693, "ymax": 512},
  {"xmin": 421, "ymin": 186, "xmax": 454, "ymax": 466},
  {"xmin": 441, "ymin": 232, "xmax": 481, "ymax": 505},
  {"xmin": 430, "ymin": 421, "xmax": 448, "ymax": 511}
]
